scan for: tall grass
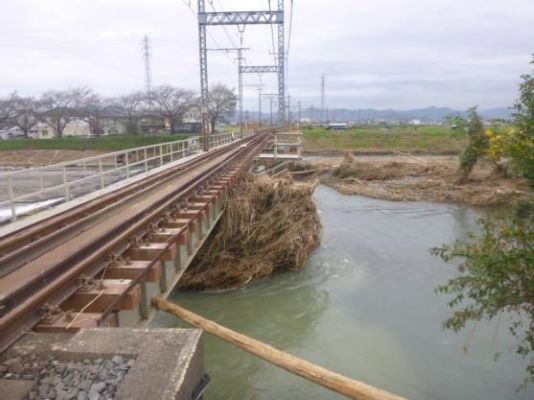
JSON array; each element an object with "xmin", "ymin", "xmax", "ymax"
[{"xmin": 302, "ymin": 125, "xmax": 465, "ymax": 153}]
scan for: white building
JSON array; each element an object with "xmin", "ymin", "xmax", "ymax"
[
  {"xmin": 30, "ymin": 120, "xmax": 91, "ymax": 139},
  {"xmin": 0, "ymin": 126, "xmax": 25, "ymax": 139}
]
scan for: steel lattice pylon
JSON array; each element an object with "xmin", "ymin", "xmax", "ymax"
[{"xmin": 197, "ymin": 0, "xmax": 285, "ymax": 145}]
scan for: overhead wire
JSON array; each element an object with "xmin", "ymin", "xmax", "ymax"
[
  {"xmin": 178, "ymin": 0, "xmax": 236, "ymax": 65},
  {"xmin": 287, "ymin": 0, "xmax": 294, "ymax": 57},
  {"xmin": 208, "ymin": 0, "xmax": 239, "ymax": 49},
  {"xmin": 267, "ymin": 0, "xmax": 278, "ymax": 67}
]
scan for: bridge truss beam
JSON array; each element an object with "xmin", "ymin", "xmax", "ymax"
[{"xmin": 197, "ymin": 0, "xmax": 285, "ymax": 141}]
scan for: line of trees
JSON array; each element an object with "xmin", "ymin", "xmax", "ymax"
[{"xmin": 0, "ymin": 83, "xmax": 237, "ymax": 138}]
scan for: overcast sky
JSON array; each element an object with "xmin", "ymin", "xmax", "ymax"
[{"xmin": 0, "ymin": 0, "xmax": 533, "ymax": 110}]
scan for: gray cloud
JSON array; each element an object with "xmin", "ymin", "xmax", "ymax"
[{"xmin": 0, "ymin": 0, "xmax": 532, "ymax": 110}]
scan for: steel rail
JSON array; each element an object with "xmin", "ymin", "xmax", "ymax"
[
  {"xmin": 0, "ymin": 134, "xmax": 261, "ymax": 304},
  {"xmin": 0, "ymin": 132, "xmax": 268, "ymax": 352},
  {"xmin": 0, "ymin": 135, "xmax": 251, "ymax": 275}
]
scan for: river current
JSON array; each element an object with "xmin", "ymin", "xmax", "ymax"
[{"xmin": 153, "ymin": 185, "xmax": 527, "ymax": 399}]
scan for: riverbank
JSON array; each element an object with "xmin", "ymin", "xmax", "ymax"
[
  {"xmin": 0, "ymin": 135, "xmax": 189, "ymax": 166},
  {"xmin": 291, "ymin": 154, "xmax": 532, "ymax": 207}
]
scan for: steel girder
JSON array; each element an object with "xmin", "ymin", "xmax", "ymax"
[
  {"xmin": 199, "ymin": 11, "xmax": 283, "ymax": 25},
  {"xmin": 239, "ymin": 66, "xmax": 278, "ymax": 74}
]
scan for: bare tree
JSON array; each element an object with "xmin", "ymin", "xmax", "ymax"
[
  {"xmin": 40, "ymin": 87, "xmax": 92, "ymax": 137},
  {"xmin": 112, "ymin": 92, "xmax": 146, "ymax": 134},
  {"xmin": 10, "ymin": 95, "xmax": 41, "ymax": 137},
  {"xmin": 207, "ymin": 83, "xmax": 237, "ymax": 132},
  {"xmin": 149, "ymin": 86, "xmax": 195, "ymax": 134},
  {"xmin": 80, "ymin": 93, "xmax": 107, "ymax": 136},
  {"xmin": 0, "ymin": 92, "xmax": 17, "ymax": 129}
]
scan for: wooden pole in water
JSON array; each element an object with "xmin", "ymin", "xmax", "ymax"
[{"xmin": 152, "ymin": 296, "xmax": 407, "ymax": 400}]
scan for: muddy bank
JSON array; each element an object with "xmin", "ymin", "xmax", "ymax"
[
  {"xmin": 303, "ymin": 149, "xmax": 461, "ymax": 157},
  {"xmin": 0, "ymin": 149, "xmax": 105, "ymax": 166},
  {"xmin": 292, "ymin": 154, "xmax": 532, "ymax": 207},
  {"xmin": 178, "ymin": 174, "xmax": 321, "ymax": 290}
]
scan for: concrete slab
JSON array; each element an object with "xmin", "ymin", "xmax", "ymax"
[
  {"xmin": 0, "ymin": 379, "xmax": 34, "ymax": 400},
  {"xmin": 0, "ymin": 328, "xmax": 204, "ymax": 400}
]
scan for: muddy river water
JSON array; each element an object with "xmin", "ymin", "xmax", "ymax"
[{"xmin": 153, "ymin": 185, "xmax": 527, "ymax": 399}]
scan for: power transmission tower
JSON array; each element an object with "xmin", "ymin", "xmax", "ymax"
[
  {"xmin": 142, "ymin": 35, "xmax": 152, "ymax": 96},
  {"xmin": 197, "ymin": 0, "xmax": 285, "ymax": 148},
  {"xmin": 320, "ymin": 75, "xmax": 326, "ymax": 126}
]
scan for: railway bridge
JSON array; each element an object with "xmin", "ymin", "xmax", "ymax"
[{"xmin": 0, "ymin": 131, "xmax": 282, "ymax": 399}]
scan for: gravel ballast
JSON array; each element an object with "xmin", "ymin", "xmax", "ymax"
[{"xmin": 0, "ymin": 354, "xmax": 134, "ymax": 400}]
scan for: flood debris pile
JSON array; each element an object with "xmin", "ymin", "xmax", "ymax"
[
  {"xmin": 295, "ymin": 153, "xmax": 531, "ymax": 207},
  {"xmin": 178, "ymin": 174, "xmax": 321, "ymax": 290},
  {"xmin": 332, "ymin": 153, "xmax": 456, "ymax": 181}
]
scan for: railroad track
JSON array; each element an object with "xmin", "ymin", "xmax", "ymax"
[{"xmin": 0, "ymin": 132, "xmax": 268, "ymax": 353}]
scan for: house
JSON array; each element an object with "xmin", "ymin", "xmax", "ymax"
[
  {"xmin": 0, "ymin": 126, "xmax": 25, "ymax": 139},
  {"xmin": 326, "ymin": 122, "xmax": 349, "ymax": 130},
  {"xmin": 139, "ymin": 115, "xmax": 167, "ymax": 134},
  {"xmin": 99, "ymin": 117, "xmax": 129, "ymax": 135},
  {"xmin": 30, "ymin": 120, "xmax": 91, "ymax": 138}
]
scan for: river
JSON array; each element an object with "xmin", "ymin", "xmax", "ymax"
[{"xmin": 153, "ymin": 185, "xmax": 527, "ymax": 399}]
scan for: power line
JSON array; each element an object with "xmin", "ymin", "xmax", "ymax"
[
  {"xmin": 208, "ymin": 0, "xmax": 238, "ymax": 49},
  {"xmin": 267, "ymin": 0, "xmax": 278, "ymax": 67},
  {"xmin": 287, "ymin": 0, "xmax": 294, "ymax": 56},
  {"xmin": 178, "ymin": 0, "xmax": 235, "ymax": 65}
]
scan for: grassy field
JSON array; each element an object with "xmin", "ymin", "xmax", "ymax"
[
  {"xmin": 0, "ymin": 134, "xmax": 191, "ymax": 152},
  {"xmin": 302, "ymin": 125, "xmax": 466, "ymax": 154}
]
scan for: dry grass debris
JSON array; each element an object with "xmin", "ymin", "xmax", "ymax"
[
  {"xmin": 291, "ymin": 153, "xmax": 532, "ymax": 207},
  {"xmin": 178, "ymin": 173, "xmax": 321, "ymax": 290}
]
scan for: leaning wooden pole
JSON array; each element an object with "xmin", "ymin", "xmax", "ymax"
[{"xmin": 153, "ymin": 296, "xmax": 407, "ymax": 400}]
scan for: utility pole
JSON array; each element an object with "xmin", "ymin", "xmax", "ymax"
[
  {"xmin": 297, "ymin": 100, "xmax": 301, "ymax": 130},
  {"xmin": 259, "ymin": 93, "xmax": 277, "ymax": 128},
  {"xmin": 197, "ymin": 0, "xmax": 209, "ymax": 150},
  {"xmin": 270, "ymin": 97, "xmax": 274, "ymax": 127},
  {"xmin": 245, "ymin": 83, "xmax": 265, "ymax": 127},
  {"xmin": 197, "ymin": 0, "xmax": 286, "ymax": 139},
  {"xmin": 320, "ymin": 74, "xmax": 326, "ymax": 127},
  {"xmin": 142, "ymin": 35, "xmax": 152, "ymax": 96},
  {"xmin": 277, "ymin": 0, "xmax": 286, "ymax": 126},
  {"xmin": 287, "ymin": 95, "xmax": 291, "ymax": 124},
  {"xmin": 258, "ymin": 86, "xmax": 263, "ymax": 126},
  {"xmin": 238, "ymin": 47, "xmax": 244, "ymax": 134}
]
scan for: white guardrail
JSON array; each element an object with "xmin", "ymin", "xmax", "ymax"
[{"xmin": 0, "ymin": 132, "xmax": 242, "ymax": 222}]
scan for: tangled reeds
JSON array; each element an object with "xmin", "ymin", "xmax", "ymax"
[{"xmin": 177, "ymin": 173, "xmax": 321, "ymax": 290}]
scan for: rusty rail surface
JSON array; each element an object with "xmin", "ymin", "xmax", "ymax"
[
  {"xmin": 0, "ymin": 132, "xmax": 268, "ymax": 353},
  {"xmin": 0, "ymin": 135, "xmax": 252, "ymax": 276}
]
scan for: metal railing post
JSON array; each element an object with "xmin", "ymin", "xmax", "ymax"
[
  {"xmin": 144, "ymin": 148, "xmax": 148, "ymax": 173},
  {"xmin": 63, "ymin": 166, "xmax": 69, "ymax": 201},
  {"xmin": 125, "ymin": 151, "xmax": 130, "ymax": 179},
  {"xmin": 7, "ymin": 176, "xmax": 16, "ymax": 221},
  {"xmin": 160, "ymin": 144, "xmax": 164, "ymax": 165},
  {"xmin": 99, "ymin": 158, "xmax": 104, "ymax": 189}
]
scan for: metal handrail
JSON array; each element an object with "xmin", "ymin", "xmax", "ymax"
[{"xmin": 1, "ymin": 132, "xmax": 241, "ymax": 222}]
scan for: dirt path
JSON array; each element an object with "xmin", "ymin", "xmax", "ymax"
[
  {"xmin": 293, "ymin": 154, "xmax": 532, "ymax": 207},
  {"xmin": 0, "ymin": 150, "xmax": 106, "ymax": 167}
]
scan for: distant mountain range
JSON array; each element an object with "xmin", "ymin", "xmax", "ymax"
[{"xmin": 240, "ymin": 106, "xmax": 513, "ymax": 123}]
